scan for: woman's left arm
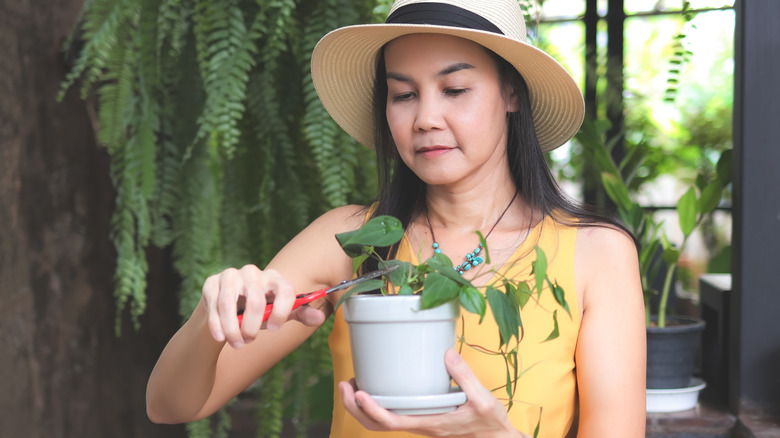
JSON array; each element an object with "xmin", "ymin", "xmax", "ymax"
[{"xmin": 574, "ymin": 226, "xmax": 647, "ymax": 437}]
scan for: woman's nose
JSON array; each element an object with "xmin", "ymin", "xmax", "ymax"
[{"xmin": 413, "ymin": 93, "xmax": 444, "ymax": 132}]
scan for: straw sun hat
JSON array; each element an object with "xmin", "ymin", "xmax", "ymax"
[{"xmin": 310, "ymin": 0, "xmax": 585, "ymax": 152}]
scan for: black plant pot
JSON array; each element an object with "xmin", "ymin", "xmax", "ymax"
[{"xmin": 646, "ymin": 315, "xmax": 706, "ymax": 389}]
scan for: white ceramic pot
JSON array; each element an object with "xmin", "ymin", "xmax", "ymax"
[
  {"xmin": 646, "ymin": 378, "xmax": 707, "ymax": 413},
  {"xmin": 343, "ymin": 295, "xmax": 460, "ymax": 397}
]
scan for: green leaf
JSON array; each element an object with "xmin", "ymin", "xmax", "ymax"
[
  {"xmin": 425, "ymin": 253, "xmax": 472, "ymax": 287},
  {"xmin": 351, "ymin": 253, "xmax": 369, "ymax": 274},
  {"xmin": 716, "ymin": 149, "xmax": 732, "ymax": 187},
  {"xmin": 486, "ymin": 286, "xmax": 519, "ymax": 347},
  {"xmin": 334, "ymin": 279, "xmax": 385, "ymax": 309},
  {"xmin": 335, "ymin": 215, "xmax": 403, "ymax": 257},
  {"xmin": 421, "ymin": 272, "xmax": 460, "ymax": 309},
  {"xmin": 699, "ymin": 181, "xmax": 724, "ymax": 215},
  {"xmin": 549, "ymin": 281, "xmax": 571, "ymax": 318},
  {"xmin": 533, "ymin": 409, "xmax": 542, "ymax": 438},
  {"xmin": 476, "ymin": 230, "xmax": 490, "ymax": 264},
  {"xmin": 460, "ymin": 286, "xmax": 486, "ymax": 323},
  {"xmin": 531, "ymin": 247, "xmax": 547, "ymax": 297},
  {"xmin": 543, "ymin": 310, "xmax": 560, "ymax": 342},
  {"xmin": 398, "ymin": 285, "xmax": 415, "ymax": 295},
  {"xmin": 677, "ymin": 187, "xmax": 698, "ymax": 237},
  {"xmin": 601, "ymin": 172, "xmax": 633, "ymax": 212},
  {"xmin": 383, "ymin": 259, "xmax": 415, "ymax": 288},
  {"xmin": 513, "ymin": 282, "xmax": 532, "ymax": 309},
  {"xmin": 661, "ymin": 234, "xmax": 682, "ymax": 266}
]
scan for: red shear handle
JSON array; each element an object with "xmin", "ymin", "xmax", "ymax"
[{"xmin": 237, "ymin": 288, "xmax": 328, "ymax": 327}]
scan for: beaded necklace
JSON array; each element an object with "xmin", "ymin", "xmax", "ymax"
[{"xmin": 425, "ymin": 191, "xmax": 518, "ymax": 275}]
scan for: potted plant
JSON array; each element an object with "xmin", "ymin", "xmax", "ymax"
[
  {"xmin": 578, "ymin": 121, "xmax": 732, "ymax": 412},
  {"xmin": 332, "ymin": 215, "xmax": 569, "ymax": 417}
]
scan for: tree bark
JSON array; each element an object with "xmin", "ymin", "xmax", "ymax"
[{"xmin": 0, "ymin": 0, "xmax": 185, "ymax": 436}]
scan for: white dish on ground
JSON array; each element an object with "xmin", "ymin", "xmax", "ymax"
[{"xmin": 646, "ymin": 378, "xmax": 707, "ymax": 413}]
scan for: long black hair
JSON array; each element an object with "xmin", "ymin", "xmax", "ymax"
[{"xmin": 363, "ymin": 45, "xmax": 633, "ymax": 271}]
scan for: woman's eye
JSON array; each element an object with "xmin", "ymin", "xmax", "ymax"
[
  {"xmin": 444, "ymin": 88, "xmax": 468, "ymax": 97},
  {"xmin": 392, "ymin": 92, "xmax": 415, "ymax": 102}
]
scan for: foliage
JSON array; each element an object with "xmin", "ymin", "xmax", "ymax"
[
  {"xmin": 61, "ymin": 0, "xmax": 380, "ymax": 436},
  {"xmin": 577, "ymin": 119, "xmax": 732, "ymax": 328},
  {"xmin": 333, "ymin": 215, "xmax": 569, "ymax": 419}
]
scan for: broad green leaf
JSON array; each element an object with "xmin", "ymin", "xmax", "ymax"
[
  {"xmin": 543, "ymin": 310, "xmax": 560, "ymax": 342},
  {"xmin": 513, "ymin": 282, "xmax": 532, "ymax": 309},
  {"xmin": 382, "ymin": 259, "xmax": 414, "ymax": 287},
  {"xmin": 487, "ymin": 286, "xmax": 519, "ymax": 347},
  {"xmin": 699, "ymin": 181, "xmax": 723, "ymax": 215},
  {"xmin": 531, "ymin": 247, "xmax": 547, "ymax": 297},
  {"xmin": 425, "ymin": 253, "xmax": 472, "ymax": 287},
  {"xmin": 459, "ymin": 286, "xmax": 486, "ymax": 323},
  {"xmin": 421, "ymin": 272, "xmax": 459, "ymax": 309},
  {"xmin": 398, "ymin": 285, "xmax": 415, "ymax": 295},
  {"xmin": 335, "ymin": 215, "xmax": 403, "ymax": 257},
  {"xmin": 661, "ymin": 235, "xmax": 681, "ymax": 266},
  {"xmin": 334, "ymin": 279, "xmax": 385, "ymax": 309},
  {"xmin": 601, "ymin": 172, "xmax": 633, "ymax": 212},
  {"xmin": 677, "ymin": 187, "xmax": 698, "ymax": 237}
]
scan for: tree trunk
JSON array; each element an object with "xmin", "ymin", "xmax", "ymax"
[{"xmin": 0, "ymin": 0, "xmax": 185, "ymax": 436}]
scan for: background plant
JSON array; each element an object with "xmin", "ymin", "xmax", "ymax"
[
  {"xmin": 60, "ymin": 0, "xmax": 387, "ymax": 436},
  {"xmin": 577, "ymin": 120, "xmax": 731, "ymax": 327}
]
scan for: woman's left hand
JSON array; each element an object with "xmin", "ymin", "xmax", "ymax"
[{"xmin": 339, "ymin": 349, "xmax": 529, "ymax": 438}]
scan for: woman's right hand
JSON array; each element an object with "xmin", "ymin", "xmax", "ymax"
[{"xmin": 201, "ymin": 265, "xmax": 327, "ymax": 350}]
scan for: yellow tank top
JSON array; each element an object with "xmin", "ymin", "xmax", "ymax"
[{"xmin": 328, "ymin": 214, "xmax": 581, "ymax": 437}]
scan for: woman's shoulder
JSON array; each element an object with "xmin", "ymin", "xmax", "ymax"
[
  {"xmin": 575, "ymin": 222, "xmax": 636, "ymax": 256},
  {"xmin": 307, "ymin": 204, "xmax": 370, "ymax": 233},
  {"xmin": 574, "ymin": 222, "xmax": 641, "ymax": 306}
]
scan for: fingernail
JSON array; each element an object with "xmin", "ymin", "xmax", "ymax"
[
  {"xmin": 447, "ymin": 349, "xmax": 462, "ymax": 364},
  {"xmin": 266, "ymin": 322, "xmax": 279, "ymax": 331}
]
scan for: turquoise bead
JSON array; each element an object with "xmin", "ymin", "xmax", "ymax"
[{"xmin": 474, "ymin": 257, "xmax": 484, "ymax": 265}]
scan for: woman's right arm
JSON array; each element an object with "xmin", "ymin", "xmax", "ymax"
[{"xmin": 146, "ymin": 205, "xmax": 365, "ymax": 423}]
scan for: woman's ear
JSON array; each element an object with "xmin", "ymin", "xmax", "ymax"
[{"xmin": 504, "ymin": 87, "xmax": 520, "ymax": 113}]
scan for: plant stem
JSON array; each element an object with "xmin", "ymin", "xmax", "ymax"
[{"xmin": 657, "ymin": 263, "xmax": 677, "ymax": 328}]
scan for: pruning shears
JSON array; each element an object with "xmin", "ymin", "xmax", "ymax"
[{"xmin": 237, "ymin": 265, "xmax": 398, "ymax": 325}]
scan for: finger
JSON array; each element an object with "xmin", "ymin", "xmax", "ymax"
[
  {"xmin": 202, "ymin": 275, "xmax": 225, "ymax": 342},
  {"xmin": 290, "ymin": 305, "xmax": 327, "ymax": 327},
  {"xmin": 237, "ymin": 265, "xmax": 267, "ymax": 341},
  {"xmin": 445, "ymin": 349, "xmax": 490, "ymax": 398},
  {"xmin": 338, "ymin": 381, "xmax": 385, "ymax": 432},
  {"xmin": 261, "ymin": 269, "xmax": 295, "ymax": 331},
  {"xmin": 217, "ymin": 268, "xmax": 244, "ymax": 349}
]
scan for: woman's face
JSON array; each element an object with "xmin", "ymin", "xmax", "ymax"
[{"xmin": 383, "ymin": 33, "xmax": 517, "ymax": 187}]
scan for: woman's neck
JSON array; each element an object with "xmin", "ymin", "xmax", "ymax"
[{"xmin": 422, "ymin": 185, "xmax": 530, "ymax": 234}]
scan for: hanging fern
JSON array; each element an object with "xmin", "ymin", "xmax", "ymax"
[
  {"xmin": 664, "ymin": 0, "xmax": 696, "ymax": 103},
  {"xmin": 62, "ymin": 0, "xmax": 379, "ymax": 436}
]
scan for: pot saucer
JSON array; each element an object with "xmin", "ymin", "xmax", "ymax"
[{"xmin": 370, "ymin": 387, "xmax": 467, "ymax": 415}]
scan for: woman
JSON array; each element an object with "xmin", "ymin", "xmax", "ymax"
[{"xmin": 146, "ymin": 0, "xmax": 646, "ymax": 436}]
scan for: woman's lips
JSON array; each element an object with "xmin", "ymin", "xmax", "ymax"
[{"xmin": 416, "ymin": 146, "xmax": 453, "ymax": 158}]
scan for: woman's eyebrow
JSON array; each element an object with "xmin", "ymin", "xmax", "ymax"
[
  {"xmin": 438, "ymin": 62, "xmax": 475, "ymax": 76},
  {"xmin": 386, "ymin": 62, "xmax": 476, "ymax": 82}
]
